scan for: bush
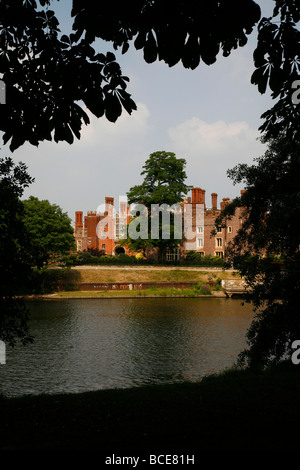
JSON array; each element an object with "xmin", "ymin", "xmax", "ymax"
[
  {"xmin": 195, "ymin": 282, "xmax": 212, "ymax": 295},
  {"xmin": 26, "ymin": 268, "xmax": 81, "ymax": 294},
  {"xmin": 181, "ymin": 252, "xmax": 225, "ymax": 267},
  {"xmin": 214, "ymin": 277, "xmax": 222, "ymax": 291}
]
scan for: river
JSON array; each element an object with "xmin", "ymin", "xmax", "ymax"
[{"xmin": 0, "ymin": 298, "xmax": 254, "ymax": 397}]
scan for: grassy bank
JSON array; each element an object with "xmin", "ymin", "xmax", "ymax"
[
  {"xmin": 39, "ymin": 287, "xmax": 225, "ymax": 298},
  {"xmin": 1, "ymin": 362, "xmax": 300, "ymax": 451},
  {"xmin": 75, "ymin": 267, "xmax": 238, "ymax": 284},
  {"xmin": 26, "ymin": 266, "xmax": 238, "ymax": 295}
]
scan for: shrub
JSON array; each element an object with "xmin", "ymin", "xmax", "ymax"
[{"xmin": 195, "ymin": 282, "xmax": 212, "ymax": 295}]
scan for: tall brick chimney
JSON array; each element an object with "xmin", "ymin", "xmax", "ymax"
[
  {"xmin": 105, "ymin": 197, "xmax": 114, "ymax": 213},
  {"xmin": 192, "ymin": 187, "xmax": 201, "ymax": 204},
  {"xmin": 211, "ymin": 193, "xmax": 218, "ymax": 210},
  {"xmin": 192, "ymin": 187, "xmax": 205, "ymax": 208},
  {"xmin": 75, "ymin": 211, "xmax": 83, "ymax": 228},
  {"xmin": 220, "ymin": 197, "xmax": 230, "ymax": 211}
]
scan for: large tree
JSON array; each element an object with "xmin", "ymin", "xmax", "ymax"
[
  {"xmin": 0, "ymin": 157, "xmax": 34, "ymax": 346},
  {"xmin": 22, "ymin": 196, "xmax": 75, "ymax": 268},
  {"xmin": 214, "ymin": 136, "xmax": 300, "ymax": 368},
  {"xmin": 1, "ymin": 1, "xmax": 299, "ymax": 150},
  {"xmin": 125, "ymin": 151, "xmax": 191, "ymax": 261}
]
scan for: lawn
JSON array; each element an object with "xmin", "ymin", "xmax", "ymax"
[
  {"xmin": 71, "ymin": 267, "xmax": 239, "ymax": 284},
  {"xmin": 1, "ymin": 362, "xmax": 299, "ymax": 451}
]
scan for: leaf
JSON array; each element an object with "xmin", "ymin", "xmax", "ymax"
[
  {"xmin": 122, "ymin": 42, "xmax": 129, "ymax": 54},
  {"xmin": 134, "ymin": 30, "xmax": 146, "ymax": 50},
  {"xmin": 104, "ymin": 93, "xmax": 122, "ymax": 122},
  {"xmin": 251, "ymin": 66, "xmax": 269, "ymax": 94},
  {"xmin": 9, "ymin": 134, "xmax": 26, "ymax": 152},
  {"xmin": 143, "ymin": 30, "xmax": 157, "ymax": 64},
  {"xmin": 269, "ymin": 66, "xmax": 285, "ymax": 94}
]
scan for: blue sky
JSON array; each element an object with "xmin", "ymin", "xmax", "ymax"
[{"xmin": 3, "ymin": 0, "xmax": 276, "ymax": 223}]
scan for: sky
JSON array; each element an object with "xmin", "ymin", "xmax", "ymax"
[{"xmin": 2, "ymin": 0, "xmax": 276, "ymax": 224}]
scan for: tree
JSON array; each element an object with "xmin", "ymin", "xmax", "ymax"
[
  {"xmin": 214, "ymin": 136, "xmax": 300, "ymax": 367},
  {"xmin": 0, "ymin": 0, "xmax": 136, "ymax": 151},
  {"xmin": 69, "ymin": 0, "xmax": 300, "ymax": 142},
  {"xmin": 22, "ymin": 196, "xmax": 75, "ymax": 267},
  {"xmin": 0, "ymin": 157, "xmax": 34, "ymax": 346},
  {"xmin": 125, "ymin": 151, "xmax": 191, "ymax": 261},
  {"xmin": 1, "ymin": 1, "xmax": 299, "ymax": 150}
]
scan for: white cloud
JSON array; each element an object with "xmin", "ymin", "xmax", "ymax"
[
  {"xmin": 14, "ymin": 102, "xmax": 152, "ymax": 221},
  {"xmin": 168, "ymin": 117, "xmax": 266, "ymax": 202},
  {"xmin": 79, "ymin": 102, "xmax": 151, "ymax": 146}
]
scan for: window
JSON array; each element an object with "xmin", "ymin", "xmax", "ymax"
[
  {"xmin": 216, "ymin": 237, "xmax": 222, "ymax": 247},
  {"xmin": 217, "ymin": 226, "xmax": 222, "ymax": 233},
  {"xmin": 228, "ymin": 226, "xmax": 232, "ymax": 233},
  {"xmin": 216, "ymin": 251, "xmax": 224, "ymax": 258},
  {"xmin": 197, "ymin": 238, "xmax": 203, "ymax": 248},
  {"xmin": 197, "ymin": 226, "xmax": 204, "ymax": 233},
  {"xmin": 101, "ymin": 244, "xmax": 106, "ymax": 250},
  {"xmin": 166, "ymin": 248, "xmax": 180, "ymax": 262},
  {"xmin": 77, "ymin": 240, "xmax": 82, "ymax": 251}
]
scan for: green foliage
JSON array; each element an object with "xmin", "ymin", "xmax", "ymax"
[
  {"xmin": 22, "ymin": 196, "xmax": 75, "ymax": 268},
  {"xmin": 126, "ymin": 151, "xmax": 191, "ymax": 261},
  {"xmin": 195, "ymin": 282, "xmax": 212, "ymax": 295},
  {"xmin": 182, "ymin": 251, "xmax": 225, "ymax": 267},
  {"xmin": 0, "ymin": 157, "xmax": 34, "ymax": 345},
  {"xmin": 0, "ymin": 1, "xmax": 136, "ymax": 151},
  {"xmin": 214, "ymin": 277, "xmax": 222, "ymax": 291},
  {"xmin": 27, "ymin": 268, "xmax": 82, "ymax": 294},
  {"xmin": 216, "ymin": 136, "xmax": 300, "ymax": 367}
]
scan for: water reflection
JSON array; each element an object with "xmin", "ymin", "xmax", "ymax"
[{"xmin": 0, "ymin": 298, "xmax": 254, "ymax": 397}]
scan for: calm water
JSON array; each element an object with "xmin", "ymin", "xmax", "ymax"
[{"xmin": 0, "ymin": 298, "xmax": 254, "ymax": 397}]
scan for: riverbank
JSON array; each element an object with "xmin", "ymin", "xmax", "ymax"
[
  {"xmin": 26, "ymin": 266, "xmax": 240, "ymax": 297},
  {"xmin": 1, "ymin": 361, "xmax": 299, "ymax": 450},
  {"xmin": 71, "ymin": 266, "xmax": 239, "ymax": 283},
  {"xmin": 24, "ymin": 289, "xmax": 227, "ymax": 299}
]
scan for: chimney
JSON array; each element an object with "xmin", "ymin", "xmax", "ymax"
[
  {"xmin": 192, "ymin": 187, "xmax": 206, "ymax": 208},
  {"xmin": 211, "ymin": 193, "xmax": 218, "ymax": 210},
  {"xmin": 192, "ymin": 187, "xmax": 200, "ymax": 204},
  {"xmin": 75, "ymin": 211, "xmax": 83, "ymax": 228},
  {"xmin": 220, "ymin": 197, "xmax": 230, "ymax": 211},
  {"xmin": 105, "ymin": 197, "xmax": 114, "ymax": 213},
  {"xmin": 200, "ymin": 188, "xmax": 206, "ymax": 207}
]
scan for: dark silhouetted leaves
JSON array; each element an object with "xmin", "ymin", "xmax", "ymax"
[{"xmin": 0, "ymin": 1, "xmax": 136, "ymax": 151}]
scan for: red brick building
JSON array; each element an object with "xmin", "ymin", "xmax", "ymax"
[
  {"xmin": 74, "ymin": 188, "xmax": 245, "ymax": 260},
  {"xmin": 74, "ymin": 197, "xmax": 131, "ymax": 256}
]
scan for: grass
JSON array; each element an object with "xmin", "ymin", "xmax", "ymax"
[
  {"xmin": 71, "ymin": 267, "xmax": 238, "ymax": 284},
  {"xmin": 46, "ymin": 287, "xmax": 217, "ymax": 298},
  {"xmin": 1, "ymin": 361, "xmax": 300, "ymax": 450}
]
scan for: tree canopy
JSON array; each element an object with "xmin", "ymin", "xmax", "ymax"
[
  {"xmin": 215, "ymin": 136, "xmax": 300, "ymax": 367},
  {"xmin": 1, "ymin": 0, "xmax": 300, "ymax": 150},
  {"xmin": 22, "ymin": 196, "xmax": 75, "ymax": 267},
  {"xmin": 0, "ymin": 157, "xmax": 34, "ymax": 346},
  {"xmin": 124, "ymin": 151, "xmax": 191, "ymax": 260}
]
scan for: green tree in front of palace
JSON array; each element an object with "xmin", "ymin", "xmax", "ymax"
[
  {"xmin": 124, "ymin": 151, "xmax": 191, "ymax": 262},
  {"xmin": 214, "ymin": 136, "xmax": 300, "ymax": 368},
  {"xmin": 22, "ymin": 196, "xmax": 75, "ymax": 268},
  {"xmin": 0, "ymin": 157, "xmax": 34, "ymax": 346}
]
